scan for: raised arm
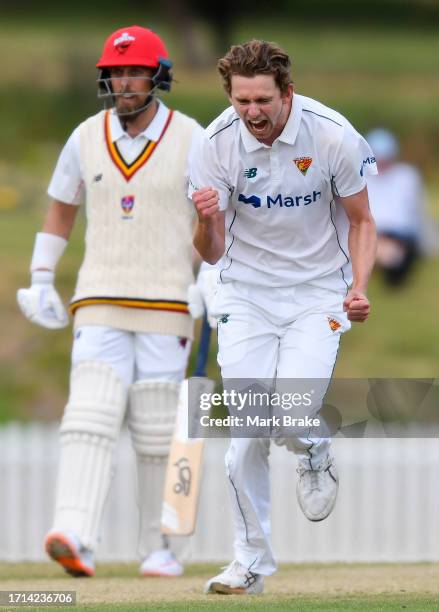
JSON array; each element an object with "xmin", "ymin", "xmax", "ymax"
[
  {"xmin": 192, "ymin": 188, "xmax": 225, "ymax": 264},
  {"xmin": 188, "ymin": 126, "xmax": 231, "ymax": 264}
]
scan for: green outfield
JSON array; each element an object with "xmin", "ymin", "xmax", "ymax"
[
  {"xmin": 0, "ymin": 17, "xmax": 438, "ymax": 421},
  {"xmin": 3, "ymin": 195, "xmax": 438, "ymax": 422},
  {"xmin": 1, "ymin": 562, "xmax": 439, "ymax": 610}
]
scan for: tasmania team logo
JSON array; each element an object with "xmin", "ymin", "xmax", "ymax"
[
  {"xmin": 121, "ymin": 195, "xmax": 135, "ymax": 217},
  {"xmin": 327, "ymin": 317, "xmax": 341, "ymax": 332},
  {"xmin": 293, "ymin": 157, "xmax": 313, "ymax": 176}
]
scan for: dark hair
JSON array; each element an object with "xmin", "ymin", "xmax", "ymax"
[{"xmin": 218, "ymin": 39, "xmax": 292, "ymax": 95}]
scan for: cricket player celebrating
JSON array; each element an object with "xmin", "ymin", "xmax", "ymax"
[
  {"xmin": 190, "ymin": 40, "xmax": 377, "ymax": 594},
  {"xmin": 17, "ymin": 25, "xmax": 203, "ymax": 577}
]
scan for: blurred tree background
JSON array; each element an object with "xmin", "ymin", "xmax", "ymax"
[{"xmin": 1, "ymin": 0, "xmax": 438, "ymax": 422}]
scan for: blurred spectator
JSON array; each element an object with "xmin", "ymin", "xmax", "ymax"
[{"xmin": 365, "ymin": 128, "xmax": 437, "ymax": 287}]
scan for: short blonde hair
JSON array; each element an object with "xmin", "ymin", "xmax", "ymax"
[{"xmin": 218, "ymin": 39, "xmax": 292, "ymax": 96}]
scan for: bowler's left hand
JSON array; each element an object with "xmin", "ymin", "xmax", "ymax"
[{"xmin": 343, "ymin": 290, "xmax": 370, "ymax": 322}]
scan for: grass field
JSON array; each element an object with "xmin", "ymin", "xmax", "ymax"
[
  {"xmin": 1, "ymin": 562, "xmax": 439, "ymax": 610},
  {"xmin": 2, "ymin": 197, "xmax": 438, "ymax": 422},
  {"xmin": 1, "ymin": 15, "xmax": 438, "ymax": 612},
  {"xmin": 0, "ymin": 19, "xmax": 438, "ymax": 421}
]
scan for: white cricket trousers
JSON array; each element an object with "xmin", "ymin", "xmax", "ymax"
[
  {"xmin": 71, "ymin": 326, "xmax": 191, "ymax": 388},
  {"xmin": 212, "ymin": 280, "xmax": 351, "ymax": 575}
]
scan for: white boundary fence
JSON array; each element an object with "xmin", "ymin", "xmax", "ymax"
[{"xmin": 1, "ymin": 423, "xmax": 439, "ymax": 563}]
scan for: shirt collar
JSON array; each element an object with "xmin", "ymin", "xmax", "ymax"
[
  {"xmin": 278, "ymin": 93, "xmax": 302, "ymax": 146},
  {"xmin": 239, "ymin": 93, "xmax": 303, "ymax": 152},
  {"xmin": 109, "ymin": 99, "xmax": 169, "ymax": 143}
]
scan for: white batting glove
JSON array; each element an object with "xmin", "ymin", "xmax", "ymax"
[
  {"xmin": 187, "ymin": 283, "xmax": 205, "ymax": 320},
  {"xmin": 17, "ymin": 270, "xmax": 69, "ymax": 330},
  {"xmin": 187, "ymin": 265, "xmax": 220, "ymax": 328}
]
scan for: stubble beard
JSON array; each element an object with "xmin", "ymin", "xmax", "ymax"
[{"xmin": 115, "ymin": 94, "xmax": 150, "ymax": 120}]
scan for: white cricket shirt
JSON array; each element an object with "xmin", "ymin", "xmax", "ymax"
[
  {"xmin": 48, "ymin": 100, "xmax": 201, "ymax": 204},
  {"xmin": 189, "ymin": 93, "xmax": 377, "ymax": 291}
]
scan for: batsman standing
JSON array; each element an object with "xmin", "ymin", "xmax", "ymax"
[
  {"xmin": 190, "ymin": 40, "xmax": 377, "ymax": 594},
  {"xmin": 17, "ymin": 25, "xmax": 203, "ymax": 577}
]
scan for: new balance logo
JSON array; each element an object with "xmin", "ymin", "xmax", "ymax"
[
  {"xmin": 93, "ymin": 173, "xmax": 103, "ymax": 182},
  {"xmin": 244, "ymin": 167, "xmax": 258, "ymax": 178}
]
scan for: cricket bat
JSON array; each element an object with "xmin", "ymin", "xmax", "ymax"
[{"xmin": 161, "ymin": 314, "xmax": 215, "ymax": 535}]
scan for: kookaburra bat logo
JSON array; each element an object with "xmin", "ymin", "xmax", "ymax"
[{"xmin": 173, "ymin": 457, "xmax": 191, "ymax": 496}]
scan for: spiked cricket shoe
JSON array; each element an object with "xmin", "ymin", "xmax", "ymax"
[
  {"xmin": 204, "ymin": 560, "xmax": 264, "ymax": 594},
  {"xmin": 296, "ymin": 456, "xmax": 339, "ymax": 521},
  {"xmin": 140, "ymin": 548, "xmax": 183, "ymax": 577},
  {"xmin": 45, "ymin": 530, "xmax": 95, "ymax": 577}
]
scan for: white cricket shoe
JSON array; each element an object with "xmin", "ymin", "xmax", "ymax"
[
  {"xmin": 204, "ymin": 560, "xmax": 264, "ymax": 595},
  {"xmin": 45, "ymin": 530, "xmax": 95, "ymax": 577},
  {"xmin": 140, "ymin": 548, "xmax": 183, "ymax": 577},
  {"xmin": 296, "ymin": 456, "xmax": 339, "ymax": 522}
]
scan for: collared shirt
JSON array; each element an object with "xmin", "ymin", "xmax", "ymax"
[
  {"xmin": 48, "ymin": 100, "xmax": 201, "ymax": 204},
  {"xmin": 189, "ymin": 93, "xmax": 377, "ymax": 291}
]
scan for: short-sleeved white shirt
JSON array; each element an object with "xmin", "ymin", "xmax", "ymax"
[
  {"xmin": 48, "ymin": 100, "xmax": 202, "ymax": 205},
  {"xmin": 189, "ymin": 93, "xmax": 377, "ymax": 291}
]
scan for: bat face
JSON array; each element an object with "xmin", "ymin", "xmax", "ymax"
[
  {"xmin": 172, "ymin": 457, "xmax": 192, "ymax": 496},
  {"xmin": 161, "ymin": 376, "xmax": 215, "ymax": 536}
]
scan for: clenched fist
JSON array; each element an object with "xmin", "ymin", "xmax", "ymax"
[
  {"xmin": 192, "ymin": 187, "xmax": 220, "ymax": 221},
  {"xmin": 343, "ymin": 289, "xmax": 370, "ymax": 323}
]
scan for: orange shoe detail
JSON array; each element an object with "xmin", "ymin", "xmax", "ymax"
[{"xmin": 45, "ymin": 532, "xmax": 94, "ymax": 577}]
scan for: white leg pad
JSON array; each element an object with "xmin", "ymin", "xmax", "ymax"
[
  {"xmin": 53, "ymin": 361, "xmax": 126, "ymax": 550},
  {"xmin": 128, "ymin": 380, "xmax": 180, "ymax": 457},
  {"xmin": 60, "ymin": 361, "xmax": 126, "ymax": 439},
  {"xmin": 128, "ymin": 380, "xmax": 180, "ymax": 557}
]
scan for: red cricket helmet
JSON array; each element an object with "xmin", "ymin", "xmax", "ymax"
[
  {"xmin": 97, "ymin": 25, "xmax": 172, "ymax": 92},
  {"xmin": 97, "ymin": 25, "xmax": 169, "ymax": 69}
]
